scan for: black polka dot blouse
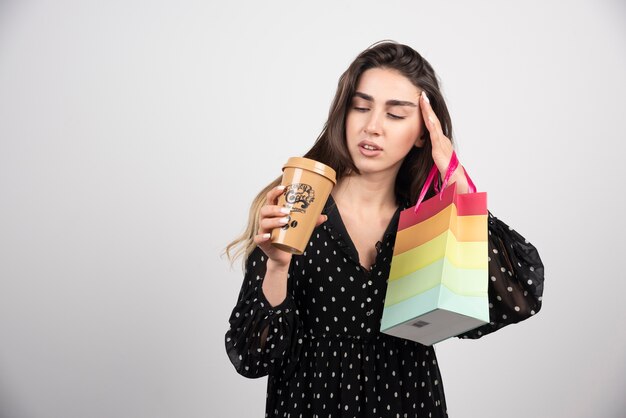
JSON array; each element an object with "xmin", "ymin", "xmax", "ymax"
[{"xmin": 225, "ymin": 194, "xmax": 544, "ymax": 417}]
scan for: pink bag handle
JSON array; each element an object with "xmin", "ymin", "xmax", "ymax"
[{"xmin": 413, "ymin": 151, "xmax": 477, "ymax": 214}]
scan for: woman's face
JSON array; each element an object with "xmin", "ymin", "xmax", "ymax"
[{"xmin": 345, "ymin": 67, "xmax": 426, "ymax": 176}]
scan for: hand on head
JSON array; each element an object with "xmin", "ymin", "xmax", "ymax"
[{"xmin": 419, "ymin": 91, "xmax": 455, "ymax": 178}]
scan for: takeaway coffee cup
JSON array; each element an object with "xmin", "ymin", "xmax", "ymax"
[{"xmin": 271, "ymin": 157, "xmax": 337, "ymax": 255}]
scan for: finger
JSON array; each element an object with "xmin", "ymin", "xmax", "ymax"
[
  {"xmin": 315, "ymin": 214, "xmax": 328, "ymax": 227},
  {"xmin": 253, "ymin": 232, "xmax": 272, "ymax": 245},
  {"xmin": 259, "ymin": 216, "xmax": 290, "ymax": 233},
  {"xmin": 260, "ymin": 204, "xmax": 291, "ymax": 220},
  {"xmin": 266, "ymin": 185, "xmax": 286, "ymax": 205},
  {"xmin": 422, "ymin": 93, "xmax": 456, "ymax": 159},
  {"xmin": 420, "ymin": 91, "xmax": 444, "ymax": 141}
]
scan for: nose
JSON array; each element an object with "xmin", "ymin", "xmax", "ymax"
[{"xmin": 364, "ymin": 111, "xmax": 383, "ymax": 136}]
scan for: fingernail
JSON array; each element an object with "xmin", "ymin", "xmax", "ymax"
[
  {"xmin": 428, "ymin": 116, "xmax": 434, "ymax": 125},
  {"xmin": 422, "ymin": 91, "xmax": 430, "ymax": 103},
  {"xmin": 262, "ymin": 233, "xmax": 271, "ymax": 240},
  {"xmin": 276, "ymin": 185, "xmax": 286, "ymax": 190},
  {"xmin": 279, "ymin": 217, "xmax": 289, "ymax": 224},
  {"xmin": 280, "ymin": 207, "xmax": 291, "ymax": 215}
]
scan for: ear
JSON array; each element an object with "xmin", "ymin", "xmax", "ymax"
[{"xmin": 414, "ymin": 134, "xmax": 426, "ymax": 148}]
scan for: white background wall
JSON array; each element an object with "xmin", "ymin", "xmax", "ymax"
[{"xmin": 1, "ymin": 0, "xmax": 625, "ymax": 417}]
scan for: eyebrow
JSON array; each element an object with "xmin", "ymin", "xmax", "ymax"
[{"xmin": 353, "ymin": 91, "xmax": 417, "ymax": 107}]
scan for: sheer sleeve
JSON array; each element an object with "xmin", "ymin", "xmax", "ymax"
[
  {"xmin": 458, "ymin": 211, "xmax": 545, "ymax": 339},
  {"xmin": 225, "ymin": 246, "xmax": 303, "ymax": 379}
]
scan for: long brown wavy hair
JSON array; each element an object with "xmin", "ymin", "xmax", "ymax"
[{"xmin": 225, "ymin": 40, "xmax": 454, "ymax": 266}]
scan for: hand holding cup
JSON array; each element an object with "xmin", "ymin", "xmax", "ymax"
[{"xmin": 254, "ymin": 185, "xmax": 328, "ymax": 269}]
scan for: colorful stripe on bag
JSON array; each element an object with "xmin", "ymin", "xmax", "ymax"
[
  {"xmin": 389, "ymin": 231, "xmax": 487, "ymax": 279},
  {"xmin": 380, "ymin": 159, "xmax": 489, "ymax": 345},
  {"xmin": 385, "ymin": 256, "xmax": 487, "ymax": 306},
  {"xmin": 380, "ymin": 285, "xmax": 490, "ymax": 331},
  {"xmin": 394, "ymin": 206, "xmax": 487, "ymax": 255},
  {"xmin": 399, "ymin": 182, "xmax": 487, "ymax": 230},
  {"xmin": 384, "ymin": 182, "xmax": 489, "ymax": 310}
]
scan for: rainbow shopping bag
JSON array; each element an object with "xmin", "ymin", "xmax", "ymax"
[{"xmin": 380, "ymin": 152, "xmax": 489, "ymax": 345}]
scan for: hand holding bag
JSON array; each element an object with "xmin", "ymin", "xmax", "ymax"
[{"xmin": 380, "ymin": 152, "xmax": 489, "ymax": 345}]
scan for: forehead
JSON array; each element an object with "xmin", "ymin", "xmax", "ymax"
[{"xmin": 354, "ymin": 68, "xmax": 421, "ymax": 102}]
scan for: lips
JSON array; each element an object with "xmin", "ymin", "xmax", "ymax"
[
  {"xmin": 357, "ymin": 140, "xmax": 383, "ymax": 158},
  {"xmin": 358, "ymin": 140, "xmax": 382, "ymax": 151}
]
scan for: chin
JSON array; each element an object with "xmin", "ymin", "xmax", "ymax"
[{"xmin": 353, "ymin": 162, "xmax": 386, "ymax": 175}]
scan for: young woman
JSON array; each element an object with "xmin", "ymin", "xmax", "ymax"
[{"xmin": 224, "ymin": 41, "xmax": 544, "ymax": 417}]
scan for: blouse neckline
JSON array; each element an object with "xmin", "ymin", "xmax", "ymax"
[{"xmin": 321, "ymin": 194, "xmax": 403, "ymax": 272}]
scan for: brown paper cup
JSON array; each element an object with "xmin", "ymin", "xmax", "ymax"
[{"xmin": 271, "ymin": 157, "xmax": 337, "ymax": 255}]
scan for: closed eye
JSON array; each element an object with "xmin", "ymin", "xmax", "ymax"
[{"xmin": 353, "ymin": 106, "xmax": 405, "ymax": 120}]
